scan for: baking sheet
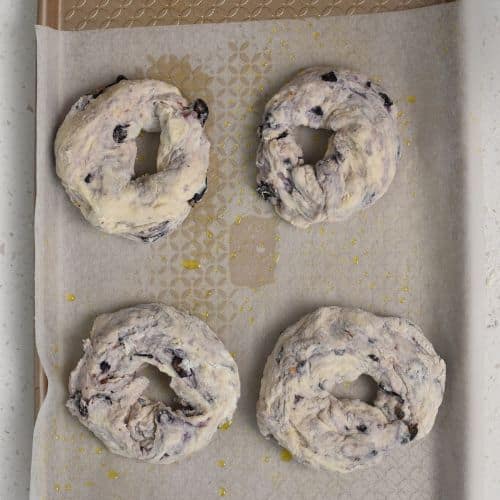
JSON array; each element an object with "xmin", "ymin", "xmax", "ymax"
[
  {"xmin": 34, "ymin": 3, "xmax": 469, "ymax": 498},
  {"xmin": 37, "ymin": 0, "xmax": 452, "ymax": 30}
]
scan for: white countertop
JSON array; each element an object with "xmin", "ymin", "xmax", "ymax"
[{"xmin": 0, "ymin": 1, "xmax": 498, "ymax": 498}]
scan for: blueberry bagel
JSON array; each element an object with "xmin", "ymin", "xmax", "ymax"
[
  {"xmin": 256, "ymin": 68, "xmax": 400, "ymax": 227},
  {"xmin": 257, "ymin": 306, "xmax": 445, "ymax": 472},
  {"xmin": 67, "ymin": 304, "xmax": 240, "ymax": 463},
  {"xmin": 55, "ymin": 78, "xmax": 210, "ymax": 242}
]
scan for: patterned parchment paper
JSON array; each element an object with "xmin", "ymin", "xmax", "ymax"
[
  {"xmin": 38, "ymin": 0, "xmax": 452, "ymax": 30},
  {"xmin": 34, "ymin": 3, "xmax": 467, "ymax": 499}
]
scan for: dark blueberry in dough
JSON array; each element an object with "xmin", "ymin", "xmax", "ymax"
[
  {"xmin": 378, "ymin": 383, "xmax": 404, "ymax": 404},
  {"xmin": 100, "ymin": 360, "xmax": 111, "ymax": 372},
  {"xmin": 275, "ymin": 346, "xmax": 284, "ymax": 364},
  {"xmin": 113, "ymin": 124, "xmax": 129, "ymax": 144},
  {"xmin": 370, "ymin": 450, "xmax": 378, "ymax": 456},
  {"xmin": 284, "ymin": 158, "xmax": 292, "ymax": 165},
  {"xmin": 395, "ymin": 406, "xmax": 405, "ymax": 420},
  {"xmin": 73, "ymin": 391, "xmax": 88, "ymax": 418},
  {"xmin": 294, "ymin": 395, "xmax": 304, "ymax": 404},
  {"xmin": 172, "ymin": 356, "xmax": 191, "ymax": 378},
  {"xmin": 137, "ymin": 220, "xmax": 171, "ymax": 243},
  {"xmin": 321, "ymin": 71, "xmax": 338, "ymax": 82},
  {"xmin": 334, "ymin": 348, "xmax": 345, "ymax": 356},
  {"xmin": 362, "ymin": 192, "xmax": 377, "ymax": 206},
  {"xmin": 297, "ymin": 360, "xmax": 307, "ymax": 372},
  {"xmin": 356, "ymin": 424, "xmax": 367, "ymax": 433},
  {"xmin": 366, "ymin": 81, "xmax": 372, "ymax": 88},
  {"xmin": 378, "ymin": 92, "xmax": 393, "ymax": 110},
  {"xmin": 188, "ymin": 178, "xmax": 208, "ymax": 206},
  {"xmin": 84, "ymin": 173, "xmax": 93, "ymax": 184},
  {"xmin": 276, "ymin": 131, "xmax": 289, "ymax": 140},
  {"xmin": 135, "ymin": 352, "xmax": 154, "ymax": 358},
  {"xmin": 256, "ymin": 181, "xmax": 277, "ymax": 201},
  {"xmin": 192, "ymin": 98, "xmax": 209, "ymax": 126},
  {"xmin": 310, "ymin": 106, "xmax": 324, "ymax": 116},
  {"xmin": 368, "ymin": 338, "xmax": 376, "ymax": 344},
  {"xmin": 330, "ymin": 150, "xmax": 344, "ymax": 163},
  {"xmin": 368, "ymin": 354, "xmax": 379, "ymax": 362},
  {"xmin": 408, "ymin": 423, "xmax": 418, "ymax": 441}
]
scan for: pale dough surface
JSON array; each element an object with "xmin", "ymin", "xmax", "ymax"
[
  {"xmin": 55, "ymin": 79, "xmax": 210, "ymax": 242},
  {"xmin": 67, "ymin": 303, "xmax": 240, "ymax": 464},
  {"xmin": 256, "ymin": 67, "xmax": 400, "ymax": 227},
  {"xmin": 257, "ymin": 306, "xmax": 445, "ymax": 472}
]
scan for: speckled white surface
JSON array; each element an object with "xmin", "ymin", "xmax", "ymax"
[
  {"xmin": 0, "ymin": 0, "xmax": 36, "ymax": 498},
  {"xmin": 480, "ymin": 1, "xmax": 500, "ymax": 498},
  {"xmin": 0, "ymin": 0, "xmax": 499, "ymax": 498}
]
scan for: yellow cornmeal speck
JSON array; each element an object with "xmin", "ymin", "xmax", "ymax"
[
  {"xmin": 206, "ymin": 230, "xmax": 214, "ymax": 240},
  {"xmin": 405, "ymin": 139, "xmax": 412, "ymax": 146},
  {"xmin": 313, "ymin": 31, "xmax": 321, "ymax": 40},
  {"xmin": 54, "ymin": 483, "xmax": 61, "ymax": 493},
  {"xmin": 218, "ymin": 420, "xmax": 233, "ymax": 431},
  {"xmin": 351, "ymin": 238, "xmax": 357, "ymax": 245},
  {"xmin": 280, "ymin": 449, "xmax": 293, "ymax": 462},
  {"xmin": 182, "ymin": 259, "xmax": 201, "ymax": 270},
  {"xmin": 107, "ymin": 469, "xmax": 120, "ymax": 480},
  {"xmin": 247, "ymin": 105, "xmax": 255, "ymax": 113},
  {"xmin": 383, "ymin": 295, "xmax": 391, "ymax": 304},
  {"xmin": 230, "ymin": 351, "xmax": 237, "ymax": 359},
  {"xmin": 273, "ymin": 254, "xmax": 280, "ymax": 264},
  {"xmin": 77, "ymin": 447, "xmax": 85, "ymax": 453},
  {"xmin": 280, "ymin": 39, "xmax": 288, "ymax": 48},
  {"xmin": 223, "ymin": 121, "xmax": 231, "ymax": 128},
  {"xmin": 202, "ymin": 311, "xmax": 209, "ymax": 320},
  {"xmin": 289, "ymin": 54, "xmax": 296, "ymax": 62},
  {"xmin": 385, "ymin": 272, "xmax": 392, "ymax": 279},
  {"xmin": 206, "ymin": 290, "xmax": 214, "ymax": 298},
  {"xmin": 64, "ymin": 483, "xmax": 72, "ymax": 492},
  {"xmin": 352, "ymin": 256, "xmax": 359, "ymax": 265},
  {"xmin": 399, "ymin": 297, "xmax": 406, "ymax": 304},
  {"xmin": 234, "ymin": 215, "xmax": 242, "ymax": 225},
  {"xmin": 230, "ymin": 252, "xmax": 237, "ymax": 259},
  {"xmin": 397, "ymin": 110, "xmax": 405, "ymax": 119},
  {"xmin": 218, "ymin": 487, "xmax": 227, "ymax": 497},
  {"xmin": 263, "ymin": 455, "xmax": 271, "ymax": 463},
  {"xmin": 248, "ymin": 317, "xmax": 255, "ymax": 325},
  {"xmin": 401, "ymin": 286, "xmax": 410, "ymax": 292},
  {"xmin": 319, "ymin": 225, "xmax": 326, "ymax": 235},
  {"xmin": 136, "ymin": 154, "xmax": 145, "ymax": 163},
  {"xmin": 258, "ymin": 85, "xmax": 264, "ymax": 93},
  {"xmin": 65, "ymin": 293, "xmax": 76, "ymax": 302},
  {"xmin": 83, "ymin": 481, "xmax": 95, "ymax": 487},
  {"xmin": 369, "ymin": 282, "xmax": 376, "ymax": 289},
  {"xmin": 95, "ymin": 447, "xmax": 103, "ymax": 454},
  {"xmin": 216, "ymin": 459, "xmax": 226, "ymax": 468},
  {"xmin": 407, "ymin": 95, "xmax": 417, "ymax": 104},
  {"xmin": 274, "ymin": 234, "xmax": 280, "ymax": 241}
]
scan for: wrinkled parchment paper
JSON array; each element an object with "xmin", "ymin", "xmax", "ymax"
[{"xmin": 34, "ymin": 4, "xmax": 467, "ymax": 498}]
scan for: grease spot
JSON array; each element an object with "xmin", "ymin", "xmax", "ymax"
[
  {"xmin": 406, "ymin": 95, "xmax": 416, "ymax": 104},
  {"xmin": 107, "ymin": 469, "xmax": 120, "ymax": 480},
  {"xmin": 218, "ymin": 487, "xmax": 227, "ymax": 497},
  {"xmin": 280, "ymin": 449, "xmax": 293, "ymax": 462},
  {"xmin": 229, "ymin": 216, "xmax": 279, "ymax": 287},
  {"xmin": 182, "ymin": 259, "xmax": 201, "ymax": 270},
  {"xmin": 218, "ymin": 420, "xmax": 233, "ymax": 431},
  {"xmin": 216, "ymin": 459, "xmax": 226, "ymax": 468},
  {"xmin": 65, "ymin": 293, "xmax": 76, "ymax": 302}
]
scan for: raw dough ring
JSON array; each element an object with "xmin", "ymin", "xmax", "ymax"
[
  {"xmin": 256, "ymin": 307, "xmax": 445, "ymax": 472},
  {"xmin": 256, "ymin": 67, "xmax": 400, "ymax": 227},
  {"xmin": 67, "ymin": 303, "xmax": 240, "ymax": 463},
  {"xmin": 55, "ymin": 77, "xmax": 210, "ymax": 242}
]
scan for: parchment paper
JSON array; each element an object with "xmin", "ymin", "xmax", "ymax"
[{"xmin": 33, "ymin": 4, "xmax": 466, "ymax": 499}]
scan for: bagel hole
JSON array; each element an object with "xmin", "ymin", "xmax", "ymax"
[
  {"xmin": 293, "ymin": 126, "xmax": 332, "ymax": 165},
  {"xmin": 136, "ymin": 364, "xmax": 177, "ymax": 406},
  {"xmin": 133, "ymin": 132, "xmax": 161, "ymax": 179},
  {"xmin": 329, "ymin": 375, "xmax": 378, "ymax": 405}
]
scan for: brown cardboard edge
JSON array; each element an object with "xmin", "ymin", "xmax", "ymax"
[{"xmin": 33, "ymin": 0, "xmax": 455, "ymax": 417}]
